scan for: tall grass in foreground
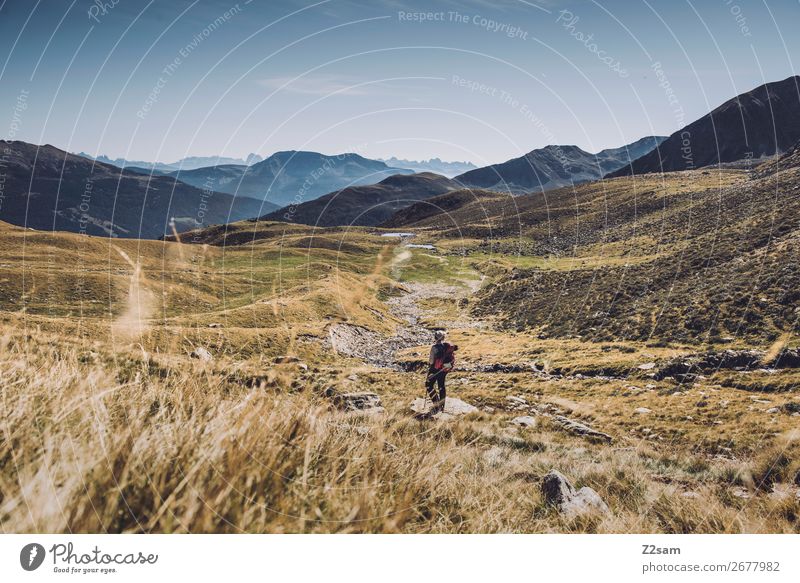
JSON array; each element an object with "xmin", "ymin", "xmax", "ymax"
[{"xmin": 1, "ymin": 331, "xmax": 798, "ymax": 533}]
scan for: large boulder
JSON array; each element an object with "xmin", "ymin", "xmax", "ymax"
[
  {"xmin": 410, "ymin": 397, "xmax": 478, "ymax": 418},
  {"xmin": 190, "ymin": 347, "xmax": 213, "ymax": 362},
  {"xmin": 541, "ymin": 470, "xmax": 575, "ymax": 506},
  {"xmin": 541, "ymin": 470, "xmax": 609, "ymax": 518}
]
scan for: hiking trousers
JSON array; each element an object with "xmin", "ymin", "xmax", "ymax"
[{"xmin": 426, "ymin": 369, "xmax": 446, "ymax": 408}]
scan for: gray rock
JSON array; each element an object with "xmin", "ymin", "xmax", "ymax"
[
  {"xmin": 634, "ymin": 407, "xmax": 652, "ymax": 415},
  {"xmin": 552, "ymin": 415, "xmax": 613, "ymax": 443},
  {"xmin": 732, "ymin": 487, "xmax": 752, "ymax": 499},
  {"xmin": 541, "ymin": 470, "xmax": 609, "ymax": 518},
  {"xmin": 542, "ymin": 470, "xmax": 576, "ymax": 506},
  {"xmin": 783, "ymin": 402, "xmax": 800, "ymax": 414},
  {"xmin": 637, "ymin": 362, "xmax": 656, "ymax": 370},
  {"xmin": 511, "ymin": 415, "xmax": 537, "ymax": 428},
  {"xmin": 506, "ymin": 395, "xmax": 528, "ymax": 405},
  {"xmin": 410, "ymin": 397, "xmax": 478, "ymax": 417},
  {"xmin": 332, "ymin": 392, "xmax": 384, "ymax": 412},
  {"xmin": 190, "ymin": 347, "xmax": 213, "ymax": 362},
  {"xmin": 564, "ymin": 488, "xmax": 610, "ymax": 518}
]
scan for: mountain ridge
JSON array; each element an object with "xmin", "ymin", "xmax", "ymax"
[
  {"xmin": 259, "ymin": 171, "xmax": 460, "ymax": 227},
  {"xmin": 608, "ymin": 75, "xmax": 800, "ymax": 177},
  {"xmin": 454, "ymin": 136, "xmax": 666, "ymax": 193},
  {"xmin": 166, "ymin": 150, "xmax": 414, "ymax": 206},
  {"xmin": 0, "ymin": 141, "xmax": 274, "ymax": 239}
]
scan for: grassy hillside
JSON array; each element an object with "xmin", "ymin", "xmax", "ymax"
[{"xmin": 386, "ymin": 154, "xmax": 800, "ymax": 344}]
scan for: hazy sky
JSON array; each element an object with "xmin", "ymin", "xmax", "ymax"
[{"xmin": 1, "ymin": 0, "xmax": 798, "ymax": 166}]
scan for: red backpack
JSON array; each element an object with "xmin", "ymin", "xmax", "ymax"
[{"xmin": 433, "ymin": 342, "xmax": 458, "ymax": 371}]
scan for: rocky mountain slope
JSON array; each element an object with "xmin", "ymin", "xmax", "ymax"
[
  {"xmin": 384, "ymin": 144, "xmax": 800, "ymax": 344},
  {"xmin": 608, "ymin": 75, "xmax": 800, "ymax": 177},
  {"xmin": 166, "ymin": 150, "xmax": 413, "ymax": 206},
  {"xmin": 0, "ymin": 141, "xmax": 273, "ymax": 239},
  {"xmin": 260, "ymin": 172, "xmax": 460, "ymax": 227},
  {"xmin": 454, "ymin": 136, "xmax": 666, "ymax": 193}
]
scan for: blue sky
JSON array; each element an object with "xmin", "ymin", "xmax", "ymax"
[{"xmin": 1, "ymin": 0, "xmax": 798, "ymax": 166}]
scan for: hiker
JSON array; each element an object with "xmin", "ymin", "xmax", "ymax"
[{"xmin": 425, "ymin": 330, "xmax": 457, "ymax": 414}]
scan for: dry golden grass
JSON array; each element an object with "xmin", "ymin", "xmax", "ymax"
[
  {"xmin": 1, "ymin": 326, "xmax": 798, "ymax": 534},
  {"xmin": 1, "ymin": 220, "xmax": 799, "ymax": 533}
]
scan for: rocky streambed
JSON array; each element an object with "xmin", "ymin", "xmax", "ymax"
[{"xmin": 327, "ymin": 281, "xmax": 471, "ymax": 369}]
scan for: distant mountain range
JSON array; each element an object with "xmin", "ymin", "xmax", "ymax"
[
  {"xmin": 261, "ymin": 138, "xmax": 669, "ymax": 228},
  {"xmin": 1, "ymin": 141, "xmax": 275, "ymax": 239},
  {"xmin": 20, "ymin": 75, "xmax": 800, "ymax": 236},
  {"xmin": 167, "ymin": 150, "xmax": 414, "ymax": 207},
  {"xmin": 454, "ymin": 136, "xmax": 666, "ymax": 193},
  {"xmin": 379, "ymin": 157, "xmax": 477, "ymax": 177},
  {"xmin": 260, "ymin": 172, "xmax": 459, "ymax": 227},
  {"xmin": 77, "ymin": 152, "xmax": 264, "ymax": 172},
  {"xmin": 608, "ymin": 75, "xmax": 800, "ymax": 177},
  {"xmin": 259, "ymin": 138, "xmax": 672, "ymax": 229}
]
